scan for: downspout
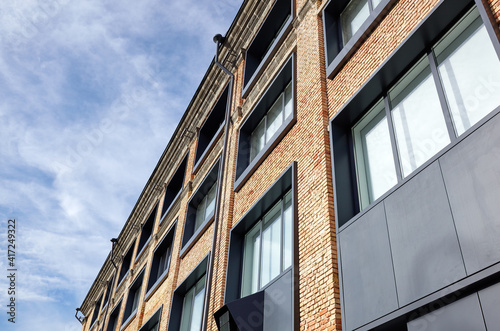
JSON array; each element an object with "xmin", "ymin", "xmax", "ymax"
[{"xmin": 201, "ymin": 34, "xmax": 234, "ymax": 331}]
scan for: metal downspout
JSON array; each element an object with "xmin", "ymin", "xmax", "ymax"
[{"xmin": 201, "ymin": 34, "xmax": 234, "ymax": 331}]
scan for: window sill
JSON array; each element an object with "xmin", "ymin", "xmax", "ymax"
[
  {"xmin": 115, "ymin": 270, "xmax": 129, "ymax": 293},
  {"xmin": 120, "ymin": 309, "xmax": 137, "ymax": 331},
  {"xmin": 234, "ymin": 115, "xmax": 296, "ymax": 192},
  {"xmin": 242, "ymin": 15, "xmax": 294, "ymax": 98},
  {"xmin": 179, "ymin": 214, "xmax": 215, "ymax": 258},
  {"xmin": 134, "ymin": 237, "xmax": 152, "ymax": 264},
  {"xmin": 324, "ymin": 0, "xmax": 397, "ymax": 79},
  {"xmin": 144, "ymin": 269, "xmax": 170, "ymax": 302},
  {"xmin": 159, "ymin": 188, "xmax": 183, "ymax": 227},
  {"xmin": 193, "ymin": 123, "xmax": 224, "ymax": 175}
]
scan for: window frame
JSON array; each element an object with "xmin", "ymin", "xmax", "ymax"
[
  {"xmin": 226, "ymin": 162, "xmax": 297, "ymax": 305},
  {"xmin": 242, "ymin": 0, "xmax": 294, "ymax": 97},
  {"xmin": 116, "ymin": 240, "xmax": 136, "ymax": 289},
  {"xmin": 167, "ymin": 254, "xmax": 210, "ymax": 331},
  {"xmin": 322, "ymin": 0, "xmax": 397, "ymax": 79},
  {"xmin": 193, "ymin": 85, "xmax": 229, "ymax": 173},
  {"xmin": 121, "ymin": 267, "xmax": 145, "ymax": 330},
  {"xmin": 145, "ymin": 221, "xmax": 177, "ymax": 300},
  {"xmin": 181, "ymin": 159, "xmax": 220, "ymax": 256},
  {"xmin": 136, "ymin": 204, "xmax": 158, "ymax": 262},
  {"xmin": 160, "ymin": 152, "xmax": 189, "ymax": 225},
  {"xmin": 101, "ymin": 275, "xmax": 114, "ymax": 313},
  {"xmin": 138, "ymin": 305, "xmax": 163, "ymax": 331},
  {"xmin": 329, "ymin": 0, "xmax": 500, "ymax": 228},
  {"xmin": 89, "ymin": 293, "xmax": 104, "ymax": 330},
  {"xmin": 105, "ymin": 298, "xmax": 122, "ymax": 331},
  {"xmin": 235, "ymin": 53, "xmax": 296, "ymax": 191}
]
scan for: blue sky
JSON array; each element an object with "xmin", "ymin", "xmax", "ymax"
[{"xmin": 0, "ymin": 0, "xmax": 242, "ymax": 330}]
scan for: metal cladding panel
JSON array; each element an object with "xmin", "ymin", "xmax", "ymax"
[
  {"xmin": 340, "ymin": 203, "xmax": 398, "ymax": 330},
  {"xmin": 384, "ymin": 162, "xmax": 466, "ymax": 306},
  {"xmin": 407, "ymin": 293, "xmax": 486, "ymax": 331},
  {"xmin": 263, "ymin": 269, "xmax": 292, "ymax": 331},
  {"xmin": 478, "ymin": 282, "xmax": 500, "ymax": 331},
  {"xmin": 440, "ymin": 112, "xmax": 500, "ymax": 275}
]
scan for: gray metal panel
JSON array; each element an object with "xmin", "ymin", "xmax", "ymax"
[
  {"xmin": 384, "ymin": 162, "xmax": 466, "ymax": 306},
  {"xmin": 407, "ymin": 293, "xmax": 486, "ymax": 331},
  {"xmin": 340, "ymin": 203, "xmax": 398, "ymax": 330},
  {"xmin": 478, "ymin": 281, "xmax": 500, "ymax": 331},
  {"xmin": 263, "ymin": 270, "xmax": 292, "ymax": 330},
  {"xmin": 439, "ymin": 113, "xmax": 500, "ymax": 275}
]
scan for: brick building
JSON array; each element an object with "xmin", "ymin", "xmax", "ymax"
[{"xmin": 78, "ymin": 0, "xmax": 500, "ymax": 330}]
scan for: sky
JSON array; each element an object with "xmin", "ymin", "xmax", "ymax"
[{"xmin": 0, "ymin": 0, "xmax": 243, "ymax": 330}]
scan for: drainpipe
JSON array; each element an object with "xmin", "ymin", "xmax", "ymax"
[{"xmin": 201, "ymin": 34, "xmax": 234, "ymax": 331}]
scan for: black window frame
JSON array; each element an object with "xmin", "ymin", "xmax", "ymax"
[
  {"xmin": 167, "ymin": 254, "xmax": 209, "ymax": 331},
  {"xmin": 136, "ymin": 203, "xmax": 158, "ymax": 262},
  {"xmin": 116, "ymin": 240, "xmax": 136, "ymax": 288},
  {"xmin": 329, "ymin": 0, "xmax": 500, "ymax": 228},
  {"xmin": 101, "ymin": 275, "xmax": 114, "ymax": 313},
  {"xmin": 242, "ymin": 0, "xmax": 294, "ymax": 97},
  {"xmin": 235, "ymin": 53, "xmax": 296, "ymax": 191},
  {"xmin": 160, "ymin": 153, "xmax": 189, "ymax": 224},
  {"xmin": 106, "ymin": 298, "xmax": 122, "ymax": 331},
  {"xmin": 89, "ymin": 293, "xmax": 104, "ymax": 329},
  {"xmin": 121, "ymin": 267, "xmax": 145, "ymax": 330},
  {"xmin": 322, "ymin": 0, "xmax": 397, "ymax": 79},
  {"xmin": 226, "ymin": 162, "xmax": 297, "ymax": 304},
  {"xmin": 193, "ymin": 85, "xmax": 229, "ymax": 173},
  {"xmin": 180, "ymin": 158, "xmax": 220, "ymax": 256},
  {"xmin": 145, "ymin": 221, "xmax": 177, "ymax": 300},
  {"xmin": 138, "ymin": 305, "xmax": 163, "ymax": 331}
]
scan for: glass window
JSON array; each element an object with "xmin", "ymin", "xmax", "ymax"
[
  {"xmin": 340, "ymin": 0, "xmax": 370, "ymax": 46},
  {"xmin": 390, "ymin": 58, "xmax": 450, "ymax": 177},
  {"xmin": 241, "ymin": 191, "xmax": 292, "ymax": 297},
  {"xmin": 194, "ymin": 182, "xmax": 216, "ymax": 231},
  {"xmin": 435, "ymin": 8, "xmax": 500, "ymax": 136},
  {"xmin": 249, "ymin": 82, "xmax": 293, "ymax": 162},
  {"xmin": 352, "ymin": 7, "xmax": 500, "ymax": 209},
  {"xmin": 353, "ymin": 101, "xmax": 398, "ymax": 207},
  {"xmin": 122, "ymin": 270, "xmax": 144, "ymax": 326},
  {"xmin": 179, "ymin": 276, "xmax": 206, "ymax": 331}
]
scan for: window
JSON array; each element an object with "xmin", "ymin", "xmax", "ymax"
[
  {"xmin": 235, "ymin": 54, "xmax": 295, "ymax": 190},
  {"xmin": 330, "ymin": 0, "xmax": 500, "ymax": 225},
  {"xmin": 106, "ymin": 299, "xmax": 122, "ymax": 331},
  {"xmin": 241, "ymin": 191, "xmax": 292, "ymax": 297},
  {"xmin": 226, "ymin": 163, "xmax": 295, "ymax": 304},
  {"xmin": 242, "ymin": 0, "xmax": 293, "ymax": 96},
  {"xmin": 122, "ymin": 268, "xmax": 145, "ymax": 328},
  {"xmin": 117, "ymin": 241, "xmax": 135, "ymax": 286},
  {"xmin": 179, "ymin": 275, "xmax": 206, "ymax": 331},
  {"xmin": 353, "ymin": 7, "xmax": 500, "ymax": 208},
  {"xmin": 137, "ymin": 204, "xmax": 158, "ymax": 259},
  {"xmin": 146, "ymin": 222, "xmax": 176, "ymax": 299},
  {"xmin": 101, "ymin": 276, "xmax": 114, "ymax": 312},
  {"xmin": 167, "ymin": 255, "xmax": 209, "ymax": 331},
  {"xmin": 160, "ymin": 154, "xmax": 188, "ymax": 222},
  {"xmin": 182, "ymin": 160, "xmax": 219, "ymax": 252},
  {"xmin": 194, "ymin": 85, "xmax": 229, "ymax": 171},
  {"xmin": 138, "ymin": 306, "xmax": 162, "ymax": 331},
  {"xmin": 323, "ymin": 0, "xmax": 394, "ymax": 78},
  {"xmin": 90, "ymin": 293, "xmax": 103, "ymax": 329}
]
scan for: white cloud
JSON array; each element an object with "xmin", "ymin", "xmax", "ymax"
[{"xmin": 0, "ymin": 0, "xmax": 243, "ymax": 329}]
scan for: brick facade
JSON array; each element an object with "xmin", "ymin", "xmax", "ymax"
[{"xmin": 79, "ymin": 1, "xmax": 500, "ymax": 331}]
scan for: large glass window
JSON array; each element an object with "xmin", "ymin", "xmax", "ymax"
[
  {"xmin": 352, "ymin": 7, "xmax": 500, "ymax": 208},
  {"xmin": 194, "ymin": 183, "xmax": 216, "ymax": 231},
  {"xmin": 122, "ymin": 269, "xmax": 144, "ymax": 326},
  {"xmin": 179, "ymin": 275, "xmax": 206, "ymax": 331},
  {"xmin": 106, "ymin": 300, "xmax": 122, "ymax": 331},
  {"xmin": 250, "ymin": 83, "xmax": 293, "ymax": 161},
  {"xmin": 117, "ymin": 241, "xmax": 135, "ymax": 286},
  {"xmin": 241, "ymin": 191, "xmax": 292, "ymax": 297},
  {"xmin": 146, "ymin": 223, "xmax": 176, "ymax": 297}
]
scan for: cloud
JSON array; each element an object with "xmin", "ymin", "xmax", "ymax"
[{"xmin": 0, "ymin": 0, "xmax": 243, "ymax": 329}]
